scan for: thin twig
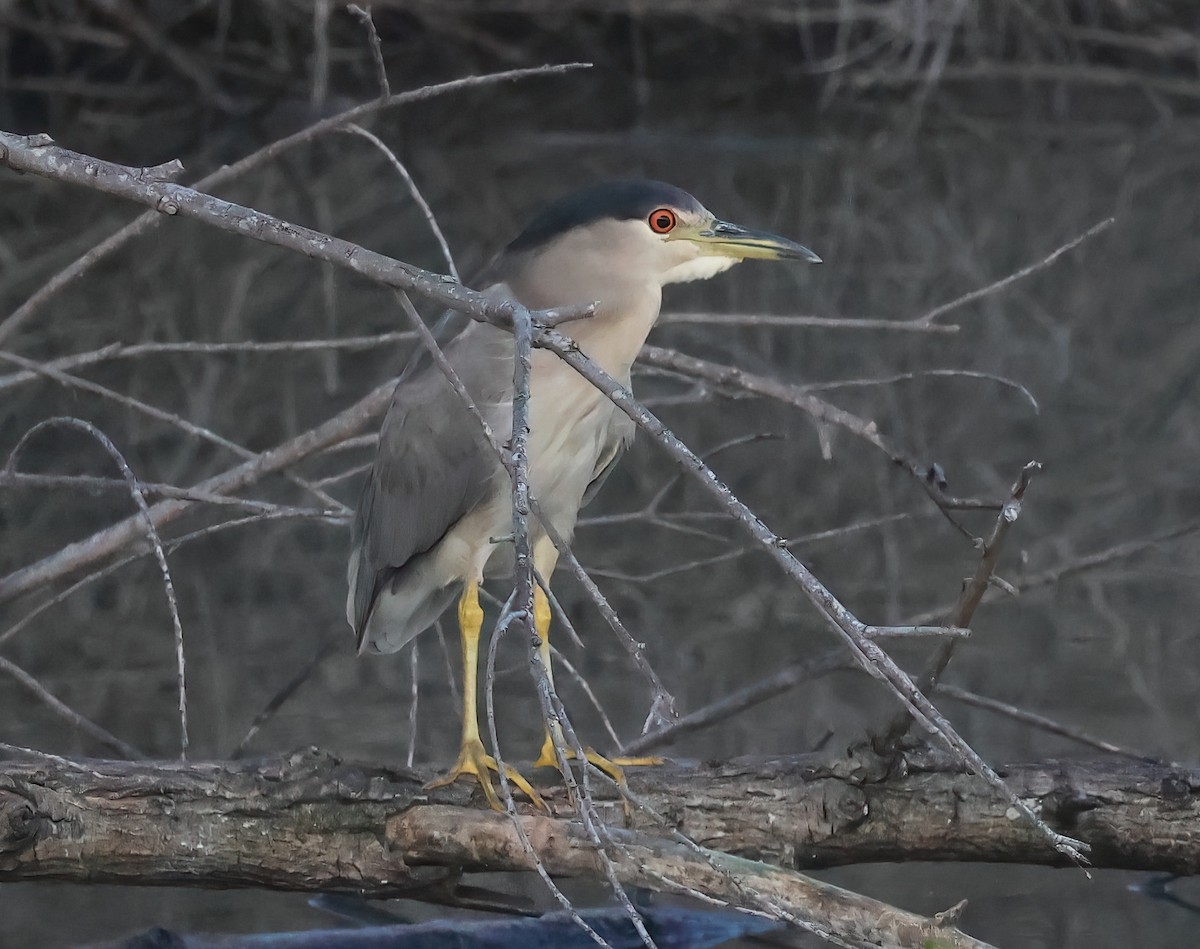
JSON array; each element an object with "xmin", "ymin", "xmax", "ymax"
[
  {"xmin": 343, "ymin": 124, "xmax": 459, "ymax": 280},
  {"xmin": 801, "ymin": 368, "xmax": 1040, "ymax": 414},
  {"xmin": 313, "ymin": 462, "xmax": 373, "ymax": 488},
  {"xmin": 658, "ymin": 312, "xmax": 959, "ymax": 333},
  {"xmin": 636, "ymin": 345, "xmax": 1004, "ymax": 533},
  {"xmin": 623, "ymin": 653, "xmax": 852, "ymax": 756},
  {"xmin": 0, "ymin": 64, "xmax": 590, "ymax": 345},
  {"xmin": 529, "ymin": 500, "xmax": 678, "ymax": 733},
  {"xmin": 407, "ymin": 639, "xmax": 419, "ymax": 769},
  {"xmin": 910, "ymin": 217, "xmax": 1115, "ymax": 325},
  {"xmin": 550, "ymin": 646, "xmax": 622, "ymax": 750},
  {"xmin": 0, "ymin": 349, "xmax": 345, "ymax": 513},
  {"xmin": 878, "ymin": 461, "xmax": 1042, "ymax": 750},
  {"xmin": 309, "ymin": 0, "xmax": 330, "ymax": 108},
  {"xmin": 347, "ymin": 4, "xmax": 390, "ymax": 98},
  {"xmin": 7, "ymin": 417, "xmax": 189, "ymax": 758},
  {"xmin": 433, "ymin": 620, "xmax": 458, "ymax": 707},
  {"xmin": 0, "ymin": 655, "xmax": 145, "ymax": 759},
  {"xmin": 230, "ymin": 637, "xmax": 341, "ymax": 760},
  {"xmin": 0, "ymin": 380, "xmax": 396, "ymax": 605},
  {"xmin": 0, "ymin": 333, "xmax": 416, "ymax": 393},
  {"xmin": 935, "ymin": 683, "xmax": 1159, "ymax": 763},
  {"xmin": 0, "ymin": 510, "xmax": 343, "ymax": 650}
]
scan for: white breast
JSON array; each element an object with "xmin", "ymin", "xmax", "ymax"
[{"xmin": 525, "ymin": 349, "xmax": 618, "ymax": 530}]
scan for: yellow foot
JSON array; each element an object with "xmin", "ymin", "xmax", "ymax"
[
  {"xmin": 534, "ymin": 739, "xmax": 663, "ymax": 784},
  {"xmin": 425, "ymin": 738, "xmax": 546, "ymax": 812},
  {"xmin": 535, "ymin": 740, "xmax": 662, "ymax": 819}
]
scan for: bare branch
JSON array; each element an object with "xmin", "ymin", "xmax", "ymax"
[
  {"xmin": 659, "ymin": 312, "xmax": 960, "ymax": 333},
  {"xmin": 0, "ymin": 348, "xmax": 345, "ymax": 513},
  {"xmin": 537, "ymin": 329, "xmax": 1087, "ymax": 864},
  {"xmin": 0, "ymin": 333, "xmax": 415, "ymax": 394},
  {"xmin": 622, "ymin": 652, "xmax": 850, "ymax": 756},
  {"xmin": 878, "ymin": 462, "xmax": 1042, "ymax": 749},
  {"xmin": 347, "ymin": 4, "xmax": 390, "ymax": 98},
  {"xmin": 935, "ymin": 684, "xmax": 1159, "ymax": 763},
  {"xmin": 636, "ymin": 345, "xmax": 1004, "ymax": 528},
  {"xmin": 801, "ymin": 368, "xmax": 1040, "ymax": 414},
  {"xmin": 0, "ymin": 64, "xmax": 590, "ymax": 345},
  {"xmin": 343, "ymin": 124, "xmax": 459, "ymax": 280},
  {"xmin": 910, "ymin": 217, "xmax": 1115, "ymax": 326},
  {"xmin": 0, "ymin": 656, "xmax": 145, "ymax": 760},
  {"xmin": 7, "ymin": 417, "xmax": 190, "ymax": 757},
  {"xmin": 0, "ymin": 471, "xmax": 334, "ymax": 518},
  {"xmin": 0, "ymin": 380, "xmax": 396, "ymax": 605}
]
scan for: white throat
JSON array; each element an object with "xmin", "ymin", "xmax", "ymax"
[{"xmin": 662, "ymin": 254, "xmax": 739, "ymax": 285}]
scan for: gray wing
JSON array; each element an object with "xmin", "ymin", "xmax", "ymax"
[
  {"xmin": 350, "ymin": 364, "xmax": 495, "ymax": 643},
  {"xmin": 582, "ymin": 412, "xmax": 635, "ymax": 507}
]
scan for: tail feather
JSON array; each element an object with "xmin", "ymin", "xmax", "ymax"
[{"xmin": 347, "ymin": 547, "xmax": 459, "ymax": 655}]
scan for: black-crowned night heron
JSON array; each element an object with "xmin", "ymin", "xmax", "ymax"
[{"xmin": 348, "ymin": 179, "xmax": 820, "ymax": 808}]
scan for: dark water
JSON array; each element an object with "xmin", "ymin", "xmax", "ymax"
[{"xmin": 3, "ymin": 13, "xmax": 1200, "ymax": 948}]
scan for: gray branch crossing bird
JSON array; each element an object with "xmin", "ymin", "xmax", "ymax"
[{"xmin": 347, "ymin": 180, "xmax": 820, "ymax": 808}]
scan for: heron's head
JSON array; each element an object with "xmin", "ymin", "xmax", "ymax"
[{"xmin": 495, "ymin": 179, "xmax": 820, "ymax": 310}]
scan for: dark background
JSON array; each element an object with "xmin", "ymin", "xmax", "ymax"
[{"xmin": 3, "ymin": 2, "xmax": 1200, "ymax": 946}]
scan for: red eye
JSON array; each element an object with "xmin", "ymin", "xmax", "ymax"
[{"xmin": 648, "ymin": 208, "xmax": 677, "ymax": 234}]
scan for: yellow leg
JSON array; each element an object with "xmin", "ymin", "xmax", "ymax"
[
  {"xmin": 425, "ymin": 581, "xmax": 546, "ymax": 811},
  {"xmin": 529, "ymin": 539, "xmax": 661, "ymax": 783},
  {"xmin": 531, "ymin": 582, "xmax": 564, "ymax": 769}
]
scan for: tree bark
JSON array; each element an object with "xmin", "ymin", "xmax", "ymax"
[
  {"xmin": 7, "ymin": 747, "xmax": 1200, "ymax": 949},
  {"xmin": 2, "ymin": 747, "xmax": 1197, "ymax": 889}
]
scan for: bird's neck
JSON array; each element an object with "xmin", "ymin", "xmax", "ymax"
[{"xmin": 554, "ymin": 282, "xmax": 662, "ymax": 381}]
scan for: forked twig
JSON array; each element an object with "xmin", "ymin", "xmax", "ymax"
[
  {"xmin": 636, "ymin": 345, "xmax": 1004, "ymax": 536},
  {"xmin": 877, "ymin": 461, "xmax": 1042, "ymax": 750}
]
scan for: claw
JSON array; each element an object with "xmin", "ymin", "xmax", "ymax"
[
  {"xmin": 534, "ymin": 735, "xmax": 662, "ymax": 777},
  {"xmin": 426, "ymin": 737, "xmax": 547, "ymax": 812},
  {"xmin": 534, "ymin": 738, "xmax": 662, "ymax": 817}
]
